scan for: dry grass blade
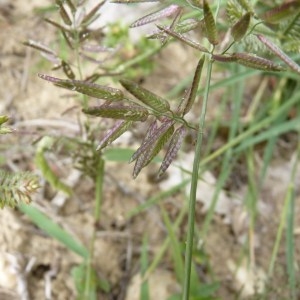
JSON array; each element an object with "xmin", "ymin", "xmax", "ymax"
[{"xmin": 130, "ymin": 5, "xmax": 180, "ymax": 27}]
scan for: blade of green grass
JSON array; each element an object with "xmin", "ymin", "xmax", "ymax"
[
  {"xmin": 160, "ymin": 205, "xmax": 184, "ymax": 284},
  {"xmin": 200, "ymin": 89, "xmax": 300, "ymax": 167},
  {"xmin": 234, "ymin": 117, "xmax": 300, "ymax": 153},
  {"xmin": 19, "ymin": 203, "xmax": 88, "ymax": 259},
  {"xmin": 143, "ymin": 204, "xmax": 186, "ymax": 281},
  {"xmin": 286, "ymin": 187, "xmax": 296, "ymax": 300},
  {"xmin": 140, "ymin": 234, "xmax": 150, "ymax": 300}
]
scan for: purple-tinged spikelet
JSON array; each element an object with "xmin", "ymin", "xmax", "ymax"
[
  {"xmin": 130, "ymin": 5, "xmax": 180, "ymax": 28},
  {"xmin": 257, "ymin": 34, "xmax": 300, "ymax": 74},
  {"xmin": 158, "ymin": 125, "xmax": 187, "ymax": 177}
]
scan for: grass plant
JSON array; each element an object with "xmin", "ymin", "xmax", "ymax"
[{"xmin": 1, "ymin": 0, "xmax": 299, "ymax": 299}]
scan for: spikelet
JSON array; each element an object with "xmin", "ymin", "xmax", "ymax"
[
  {"xmin": 232, "ymin": 53, "xmax": 285, "ymax": 71},
  {"xmin": 82, "ymin": 104, "xmax": 149, "ymax": 121},
  {"xmin": 231, "ymin": 12, "xmax": 251, "ymax": 42},
  {"xmin": 203, "ymin": 0, "xmax": 218, "ymax": 45},
  {"xmin": 0, "ymin": 171, "xmax": 39, "ymax": 208}
]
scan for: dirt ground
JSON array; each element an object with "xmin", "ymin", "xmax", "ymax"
[{"xmin": 1, "ymin": 1, "xmax": 300, "ymax": 300}]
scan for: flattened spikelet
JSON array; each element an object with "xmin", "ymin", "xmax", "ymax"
[
  {"xmin": 158, "ymin": 125, "xmax": 186, "ymax": 177},
  {"xmin": 130, "ymin": 121, "xmax": 174, "ymax": 163},
  {"xmin": 203, "ymin": 0, "xmax": 218, "ymax": 45},
  {"xmin": 157, "ymin": 25, "xmax": 209, "ymax": 53},
  {"xmin": 232, "ymin": 53, "xmax": 285, "ymax": 71},
  {"xmin": 130, "ymin": 5, "xmax": 180, "ymax": 27},
  {"xmin": 133, "ymin": 123, "xmax": 175, "ymax": 178},
  {"xmin": 120, "ymin": 79, "xmax": 170, "ymax": 113},
  {"xmin": 257, "ymin": 34, "xmax": 300, "ymax": 74},
  {"xmin": 0, "ymin": 171, "xmax": 39, "ymax": 208},
  {"xmin": 38, "ymin": 74, "xmax": 124, "ymax": 100},
  {"xmin": 82, "ymin": 104, "xmax": 149, "ymax": 121},
  {"xmin": 231, "ymin": 12, "xmax": 251, "ymax": 41},
  {"xmin": 262, "ymin": 1, "xmax": 300, "ymax": 24},
  {"xmin": 97, "ymin": 120, "xmax": 133, "ymax": 150}
]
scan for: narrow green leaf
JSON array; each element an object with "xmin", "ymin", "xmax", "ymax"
[
  {"xmin": 35, "ymin": 137, "xmax": 72, "ymax": 196},
  {"xmin": 286, "ymin": 189, "xmax": 296, "ymax": 299},
  {"xmin": 38, "ymin": 74, "xmax": 124, "ymax": 100},
  {"xmin": 262, "ymin": 1, "xmax": 300, "ymax": 24},
  {"xmin": 140, "ymin": 235, "xmax": 150, "ymax": 300},
  {"xmin": 160, "ymin": 206, "xmax": 184, "ymax": 284},
  {"xmin": 19, "ymin": 203, "xmax": 88, "ymax": 258},
  {"xmin": 120, "ymin": 79, "xmax": 170, "ymax": 113},
  {"xmin": 231, "ymin": 12, "xmax": 251, "ymax": 41},
  {"xmin": 83, "ymin": 104, "xmax": 149, "ymax": 121},
  {"xmin": 203, "ymin": 0, "xmax": 218, "ymax": 45},
  {"xmin": 235, "ymin": 118, "xmax": 300, "ymax": 153}
]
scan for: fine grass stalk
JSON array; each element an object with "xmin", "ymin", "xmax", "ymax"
[{"xmin": 182, "ymin": 56, "xmax": 213, "ymax": 300}]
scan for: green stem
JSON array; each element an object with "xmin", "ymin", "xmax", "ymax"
[
  {"xmin": 84, "ymin": 158, "xmax": 105, "ymax": 298},
  {"xmin": 182, "ymin": 57, "xmax": 213, "ymax": 300}
]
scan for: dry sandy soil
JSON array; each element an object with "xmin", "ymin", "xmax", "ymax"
[{"xmin": 1, "ymin": 1, "xmax": 300, "ymax": 300}]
